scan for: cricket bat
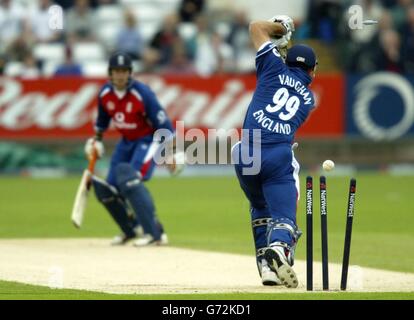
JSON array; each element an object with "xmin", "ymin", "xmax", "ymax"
[{"xmin": 71, "ymin": 150, "xmax": 98, "ymax": 228}]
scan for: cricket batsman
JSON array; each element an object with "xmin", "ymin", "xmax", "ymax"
[
  {"xmin": 84, "ymin": 52, "xmax": 183, "ymax": 246},
  {"xmin": 232, "ymin": 16, "xmax": 317, "ymax": 287}
]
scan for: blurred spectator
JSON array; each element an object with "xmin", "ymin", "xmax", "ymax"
[
  {"xmin": 0, "ymin": 0, "xmax": 26, "ymax": 53},
  {"xmin": 349, "ymin": 0, "xmax": 384, "ymax": 45},
  {"xmin": 52, "ymin": 0, "xmax": 116, "ymax": 10},
  {"xmin": 401, "ymin": 5, "xmax": 414, "ymax": 73},
  {"xmin": 65, "ymin": 0, "xmax": 96, "ymax": 43},
  {"xmin": 29, "ymin": 0, "xmax": 62, "ymax": 43},
  {"xmin": 381, "ymin": 0, "xmax": 397, "ymax": 8},
  {"xmin": 374, "ymin": 29, "xmax": 403, "ymax": 72},
  {"xmin": 54, "ymin": 0, "xmax": 75, "ymax": 9},
  {"xmin": 178, "ymin": 0, "xmax": 205, "ymax": 22},
  {"xmin": 20, "ymin": 52, "xmax": 40, "ymax": 79},
  {"xmin": 378, "ymin": 9, "xmax": 395, "ymax": 30},
  {"xmin": 307, "ymin": 0, "xmax": 344, "ymax": 42},
  {"xmin": 115, "ymin": 10, "xmax": 145, "ymax": 60},
  {"xmin": 54, "ymin": 46, "xmax": 83, "ymax": 76},
  {"xmin": 1, "ymin": 2, "xmax": 35, "ymax": 64},
  {"xmin": 5, "ymin": 22, "xmax": 34, "ymax": 62},
  {"xmin": 300, "ymin": 0, "xmax": 414, "ymax": 74},
  {"xmin": 0, "ymin": 54, "xmax": 5, "ymax": 75},
  {"xmin": 390, "ymin": 0, "xmax": 413, "ymax": 31},
  {"xmin": 161, "ymin": 40, "xmax": 195, "ymax": 75},
  {"xmin": 186, "ymin": 14, "xmax": 209, "ymax": 58},
  {"xmin": 1, "ymin": 0, "xmax": 412, "ymax": 75},
  {"xmin": 144, "ymin": 13, "xmax": 181, "ymax": 69},
  {"xmin": 348, "ymin": 9, "xmax": 403, "ymax": 73},
  {"xmin": 342, "ymin": 0, "xmax": 387, "ymax": 72},
  {"xmin": 93, "ymin": 0, "xmax": 116, "ymax": 6},
  {"xmin": 227, "ymin": 10, "xmax": 249, "ymax": 49},
  {"xmin": 187, "ymin": 15, "xmax": 234, "ymax": 76},
  {"xmin": 226, "ymin": 10, "xmax": 255, "ymax": 73},
  {"xmin": 210, "ymin": 32, "xmax": 234, "ymax": 74}
]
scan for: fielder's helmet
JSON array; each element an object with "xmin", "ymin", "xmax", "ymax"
[
  {"xmin": 286, "ymin": 44, "xmax": 317, "ymax": 70},
  {"xmin": 108, "ymin": 52, "xmax": 132, "ymax": 72}
]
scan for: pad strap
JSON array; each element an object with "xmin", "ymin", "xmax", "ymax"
[
  {"xmin": 252, "ymin": 218, "xmax": 272, "ymax": 228},
  {"xmin": 268, "ymin": 218, "xmax": 302, "ymax": 242},
  {"xmin": 256, "ymin": 247, "xmax": 267, "ymax": 258},
  {"xmin": 268, "ymin": 241, "xmax": 291, "ymax": 251}
]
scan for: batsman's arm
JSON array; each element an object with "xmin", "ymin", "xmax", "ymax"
[
  {"xmin": 140, "ymin": 85, "xmax": 184, "ymax": 175},
  {"xmin": 249, "ymin": 20, "xmax": 287, "ymax": 51},
  {"xmin": 141, "ymin": 85, "xmax": 174, "ymax": 133},
  {"xmin": 94, "ymin": 97, "xmax": 111, "ymax": 140},
  {"xmin": 84, "ymin": 97, "xmax": 107, "ymax": 159}
]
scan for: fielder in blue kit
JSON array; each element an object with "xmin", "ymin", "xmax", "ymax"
[
  {"xmin": 84, "ymin": 52, "xmax": 183, "ymax": 247},
  {"xmin": 232, "ymin": 16, "xmax": 317, "ymax": 288}
]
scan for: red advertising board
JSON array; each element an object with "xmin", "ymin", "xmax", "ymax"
[
  {"xmin": 0, "ymin": 74, "xmax": 344, "ymax": 140},
  {"xmin": 297, "ymin": 73, "xmax": 345, "ymax": 137},
  {"xmin": 0, "ymin": 77, "xmax": 105, "ymax": 139}
]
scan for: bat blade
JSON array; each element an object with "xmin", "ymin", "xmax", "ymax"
[{"xmin": 71, "ymin": 170, "xmax": 91, "ymax": 228}]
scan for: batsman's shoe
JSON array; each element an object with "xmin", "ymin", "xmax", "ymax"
[
  {"xmin": 110, "ymin": 234, "xmax": 136, "ymax": 246},
  {"xmin": 260, "ymin": 259, "xmax": 282, "ymax": 286},
  {"xmin": 264, "ymin": 246, "xmax": 298, "ymax": 288},
  {"xmin": 110, "ymin": 225, "xmax": 143, "ymax": 246},
  {"xmin": 134, "ymin": 225, "xmax": 144, "ymax": 238},
  {"xmin": 133, "ymin": 233, "xmax": 169, "ymax": 247}
]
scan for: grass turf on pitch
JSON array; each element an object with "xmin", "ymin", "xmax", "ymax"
[
  {"xmin": 0, "ymin": 174, "xmax": 413, "ymax": 299},
  {"xmin": 0, "ymin": 280, "xmax": 413, "ymax": 300}
]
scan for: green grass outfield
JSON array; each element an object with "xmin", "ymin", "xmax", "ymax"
[{"xmin": 0, "ymin": 173, "xmax": 413, "ymax": 299}]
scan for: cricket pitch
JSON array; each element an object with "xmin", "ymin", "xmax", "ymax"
[{"xmin": 0, "ymin": 239, "xmax": 413, "ymax": 294}]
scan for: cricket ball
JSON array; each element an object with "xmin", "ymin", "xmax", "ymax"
[{"xmin": 322, "ymin": 160, "xmax": 335, "ymax": 172}]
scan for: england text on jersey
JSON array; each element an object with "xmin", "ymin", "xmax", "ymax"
[{"xmin": 253, "ymin": 109, "xmax": 292, "ymax": 135}]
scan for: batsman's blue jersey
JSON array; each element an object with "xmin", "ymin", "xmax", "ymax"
[
  {"xmin": 243, "ymin": 41, "xmax": 315, "ymax": 145},
  {"xmin": 234, "ymin": 41, "xmax": 317, "ymax": 252}
]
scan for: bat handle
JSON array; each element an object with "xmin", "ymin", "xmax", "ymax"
[
  {"xmin": 86, "ymin": 149, "xmax": 98, "ymax": 191},
  {"xmin": 87, "ymin": 148, "xmax": 98, "ymax": 173}
]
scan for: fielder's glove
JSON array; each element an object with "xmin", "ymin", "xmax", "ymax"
[{"xmin": 84, "ymin": 138, "xmax": 105, "ymax": 159}]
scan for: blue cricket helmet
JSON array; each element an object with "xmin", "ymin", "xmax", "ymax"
[
  {"xmin": 108, "ymin": 51, "xmax": 132, "ymax": 72},
  {"xmin": 286, "ymin": 44, "xmax": 317, "ymax": 70}
]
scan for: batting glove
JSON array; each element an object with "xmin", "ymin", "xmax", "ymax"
[
  {"xmin": 273, "ymin": 35, "xmax": 290, "ymax": 49},
  {"xmin": 269, "ymin": 15, "xmax": 295, "ymax": 35},
  {"xmin": 166, "ymin": 151, "xmax": 186, "ymax": 177},
  {"xmin": 84, "ymin": 138, "xmax": 105, "ymax": 159}
]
